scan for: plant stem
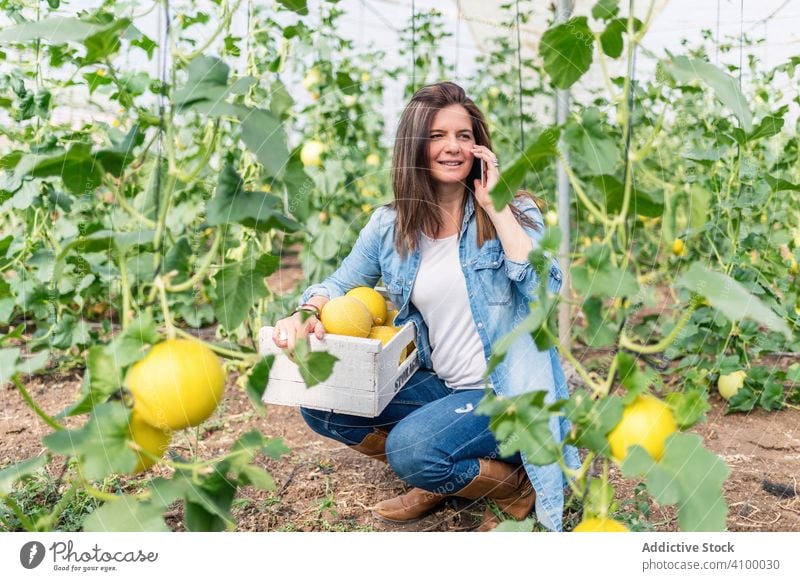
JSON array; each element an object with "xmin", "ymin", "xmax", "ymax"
[
  {"xmin": 557, "ymin": 151, "xmax": 614, "ymax": 226},
  {"xmin": 542, "ymin": 328, "xmax": 604, "ymax": 396},
  {"xmin": 172, "ymin": 327, "xmax": 254, "ymax": 361},
  {"xmin": 155, "ymin": 276, "xmax": 176, "ymax": 340},
  {"xmin": 2, "ymin": 495, "xmax": 36, "ymax": 531},
  {"xmin": 12, "ymin": 376, "xmax": 64, "ymax": 431},
  {"xmin": 37, "ymin": 481, "xmax": 79, "ymax": 531},
  {"xmin": 619, "ymin": 306, "xmax": 696, "ymax": 354},
  {"xmin": 164, "ymin": 232, "xmax": 222, "ymax": 293}
]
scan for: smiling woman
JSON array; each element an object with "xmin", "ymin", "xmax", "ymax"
[{"xmin": 272, "ymin": 81, "xmax": 577, "ymax": 532}]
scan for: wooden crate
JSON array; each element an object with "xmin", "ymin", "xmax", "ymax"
[{"xmin": 258, "ymin": 322, "xmax": 419, "ymax": 418}]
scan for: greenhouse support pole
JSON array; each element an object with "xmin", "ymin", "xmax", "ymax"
[{"xmin": 556, "ymin": 0, "xmax": 572, "ymax": 348}]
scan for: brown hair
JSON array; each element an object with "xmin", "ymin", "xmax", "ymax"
[{"xmin": 390, "ymin": 81, "xmax": 542, "ymax": 256}]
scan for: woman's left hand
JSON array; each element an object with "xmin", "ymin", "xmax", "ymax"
[{"xmin": 471, "ymin": 146, "xmax": 500, "ymax": 210}]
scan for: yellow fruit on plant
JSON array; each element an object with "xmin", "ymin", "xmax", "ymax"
[
  {"xmin": 127, "ymin": 339, "xmax": 226, "ymax": 431},
  {"xmin": 366, "ymin": 153, "xmax": 380, "ymax": 167},
  {"xmin": 129, "ymin": 413, "xmax": 171, "ymax": 473},
  {"xmin": 573, "ymin": 518, "xmax": 629, "ymax": 532},
  {"xmin": 346, "ymin": 286, "xmax": 387, "ymax": 325},
  {"xmin": 789, "ymin": 258, "xmax": 799, "ymax": 275},
  {"xmin": 672, "ymin": 238, "xmax": 686, "ymax": 256},
  {"xmin": 718, "ymin": 370, "xmax": 746, "ymax": 401},
  {"xmin": 608, "ymin": 395, "xmax": 677, "ymax": 463},
  {"xmin": 300, "ymin": 140, "xmax": 325, "ymax": 167},
  {"xmin": 343, "ymin": 94, "xmax": 358, "ymax": 107},
  {"xmin": 320, "ymin": 296, "xmax": 373, "ymax": 338},
  {"xmin": 544, "ymin": 210, "xmax": 558, "ymax": 226},
  {"xmin": 303, "ymin": 68, "xmax": 322, "ymax": 90}
]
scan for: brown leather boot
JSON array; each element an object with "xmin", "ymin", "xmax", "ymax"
[
  {"xmin": 454, "ymin": 458, "xmax": 536, "ymax": 531},
  {"xmin": 348, "ymin": 429, "xmax": 388, "ymax": 463},
  {"xmin": 372, "ymin": 487, "xmax": 448, "ymax": 523}
]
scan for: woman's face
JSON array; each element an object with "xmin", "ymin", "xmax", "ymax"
[{"xmin": 427, "ymin": 104, "xmax": 476, "ymax": 187}]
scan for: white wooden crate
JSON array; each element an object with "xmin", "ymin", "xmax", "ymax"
[{"xmin": 258, "ymin": 322, "xmax": 419, "ymax": 418}]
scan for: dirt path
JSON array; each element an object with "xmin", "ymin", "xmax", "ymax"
[{"xmin": 2, "ymin": 366, "xmax": 799, "ymax": 532}]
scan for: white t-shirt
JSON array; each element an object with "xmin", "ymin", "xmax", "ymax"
[{"xmin": 410, "ymin": 233, "xmax": 488, "ymax": 389}]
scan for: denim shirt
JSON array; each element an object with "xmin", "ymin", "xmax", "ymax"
[{"xmin": 301, "ymin": 196, "xmax": 580, "ymax": 532}]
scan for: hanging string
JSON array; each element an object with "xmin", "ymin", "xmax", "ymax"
[
  {"xmin": 738, "ymin": 0, "xmax": 744, "ymax": 88},
  {"xmin": 454, "ymin": 0, "xmax": 461, "ymax": 80},
  {"xmin": 411, "ymin": 0, "xmax": 416, "ymax": 92},
  {"xmin": 154, "ymin": 1, "xmax": 170, "ymax": 238},
  {"xmin": 620, "ymin": 0, "xmax": 637, "ymax": 237},
  {"xmin": 715, "ymin": 0, "xmax": 720, "ymax": 63},
  {"xmin": 515, "ymin": 0, "xmax": 524, "ymax": 150}
]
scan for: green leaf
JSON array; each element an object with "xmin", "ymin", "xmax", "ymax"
[
  {"xmin": 637, "ymin": 433, "xmax": 729, "ymax": 531},
  {"xmin": 276, "ymin": 0, "xmax": 309, "ymax": 15},
  {"xmin": 759, "ymin": 380, "xmax": 784, "ymax": 411},
  {"xmin": 212, "ymin": 252, "xmax": 280, "ymax": 330},
  {"xmin": 43, "ymin": 403, "xmax": 137, "ymax": 480},
  {"xmin": 676, "ymin": 262, "xmax": 791, "ymax": 338},
  {"xmin": 539, "ymin": 17, "xmax": 594, "ymax": 89},
  {"xmin": 664, "ymin": 57, "xmax": 753, "ymax": 132},
  {"xmin": 476, "ymin": 391, "xmax": 560, "ymax": 465},
  {"xmin": 82, "ymin": 18, "xmax": 133, "ymax": 64},
  {"xmin": 593, "ymin": 174, "xmax": 663, "ymax": 217},
  {"xmin": 490, "ymin": 128, "xmax": 559, "ymax": 211},
  {"xmin": 94, "ymin": 124, "xmax": 144, "ymax": 176},
  {"xmin": 238, "ymin": 109, "xmax": 291, "ymax": 177},
  {"xmin": 563, "ymin": 391, "xmax": 623, "ymax": 455},
  {"xmin": 172, "ymin": 56, "xmax": 230, "ymax": 106},
  {"xmin": 237, "ymin": 465, "xmax": 276, "ymax": 491},
  {"xmin": 564, "ymin": 108, "xmax": 619, "ymax": 176},
  {"xmin": 581, "ymin": 297, "xmax": 617, "ymax": 347},
  {"xmin": 83, "ymin": 496, "xmax": 169, "ymax": 532},
  {"xmin": 290, "ymin": 340, "xmax": 338, "ymax": 388},
  {"xmin": 487, "ymin": 301, "xmax": 548, "ymax": 375},
  {"xmin": 765, "ymin": 175, "xmax": 800, "ymax": 192},
  {"xmin": 592, "ymin": 0, "xmax": 619, "ymax": 20},
  {"xmin": 748, "ymin": 115, "xmax": 784, "ymax": 141},
  {"xmin": 493, "ymin": 518, "xmax": 536, "ymax": 532},
  {"xmin": 12, "ymin": 143, "xmax": 104, "ymax": 194},
  {"xmin": 181, "ymin": 465, "xmax": 237, "ymax": 532},
  {"xmin": 206, "ymin": 165, "xmax": 300, "ymax": 233},
  {"xmin": 0, "ymin": 347, "xmax": 21, "ymax": 386},
  {"xmin": 246, "ymin": 355, "xmax": 274, "ymax": 413},
  {"xmin": 664, "ymin": 388, "xmax": 710, "ymax": 429},
  {"xmin": 571, "ymin": 261, "xmax": 638, "ymax": 298},
  {"xmin": 600, "ymin": 19, "xmax": 624, "ymax": 58},
  {"xmin": 726, "ymin": 385, "xmax": 758, "ymax": 413},
  {"xmin": 615, "ymin": 352, "xmax": 652, "ymax": 396},
  {"xmin": 0, "ymin": 16, "xmax": 105, "ymax": 44},
  {"xmin": 164, "ymin": 237, "xmax": 193, "ymax": 284},
  {"xmin": 0, "ymin": 455, "xmax": 49, "ymax": 495}
]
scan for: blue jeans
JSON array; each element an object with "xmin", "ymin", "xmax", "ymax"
[{"xmin": 300, "ymin": 370, "xmax": 523, "ymax": 495}]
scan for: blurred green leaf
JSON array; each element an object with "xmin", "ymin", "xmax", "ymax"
[
  {"xmin": 664, "ymin": 57, "xmax": 752, "ymax": 132},
  {"xmin": 677, "ymin": 262, "xmax": 791, "ymax": 338}
]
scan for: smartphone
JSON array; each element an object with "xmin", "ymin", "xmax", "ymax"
[{"xmin": 479, "ymin": 158, "xmax": 487, "ymax": 187}]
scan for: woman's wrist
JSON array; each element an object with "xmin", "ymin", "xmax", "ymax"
[{"xmin": 291, "ymin": 303, "xmax": 321, "ymax": 318}]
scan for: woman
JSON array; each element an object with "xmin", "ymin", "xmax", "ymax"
[{"xmin": 272, "ymin": 82, "xmax": 577, "ymax": 532}]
